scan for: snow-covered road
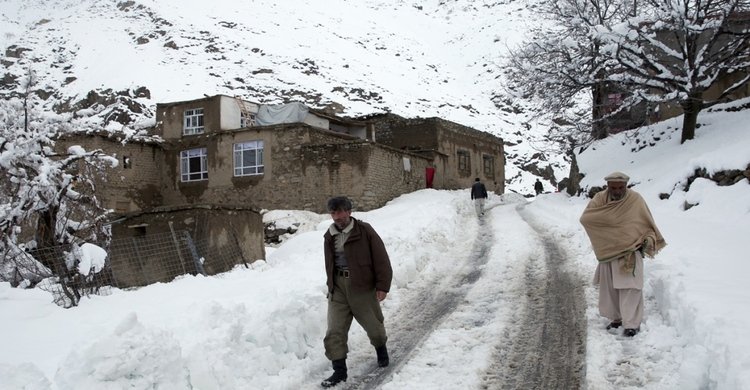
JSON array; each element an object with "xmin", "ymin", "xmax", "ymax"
[
  {"xmin": 308, "ymin": 198, "xmax": 588, "ymax": 390},
  {"xmin": 0, "ymin": 189, "xmax": 719, "ymax": 389}
]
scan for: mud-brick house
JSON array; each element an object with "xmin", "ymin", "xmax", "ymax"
[
  {"xmin": 56, "ymin": 94, "xmax": 504, "ymax": 286},
  {"xmin": 55, "ymin": 131, "xmax": 265, "ymax": 287},
  {"xmin": 365, "ymin": 113, "xmax": 505, "ymax": 194},
  {"xmin": 153, "ymin": 95, "xmax": 432, "ymax": 212},
  {"xmin": 61, "ymin": 95, "xmax": 506, "ymax": 215}
]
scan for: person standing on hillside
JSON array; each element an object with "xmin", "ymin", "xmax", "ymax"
[
  {"xmin": 471, "ymin": 177, "xmax": 488, "ymax": 216},
  {"xmin": 321, "ymin": 196, "xmax": 393, "ymax": 388},
  {"xmin": 579, "ymin": 172, "xmax": 666, "ymax": 337},
  {"xmin": 534, "ymin": 178, "xmax": 544, "ymax": 195}
]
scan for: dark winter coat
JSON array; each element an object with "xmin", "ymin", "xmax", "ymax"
[
  {"xmin": 324, "ymin": 218, "xmax": 393, "ymax": 294},
  {"xmin": 471, "ymin": 182, "xmax": 488, "ymax": 199}
]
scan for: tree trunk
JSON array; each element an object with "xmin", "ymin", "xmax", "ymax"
[
  {"xmin": 680, "ymin": 92, "xmax": 703, "ymax": 144},
  {"xmin": 591, "ymin": 82, "xmax": 608, "ymax": 140},
  {"xmin": 35, "ymin": 208, "xmax": 67, "ymax": 277},
  {"xmin": 566, "ymin": 149, "xmax": 582, "ymax": 196}
]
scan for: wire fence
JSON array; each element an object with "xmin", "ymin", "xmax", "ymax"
[{"xmin": 5, "ymin": 229, "xmax": 250, "ymax": 308}]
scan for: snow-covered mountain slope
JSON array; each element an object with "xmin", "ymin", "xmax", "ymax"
[{"xmin": 0, "ymin": 0, "xmax": 567, "ymax": 194}]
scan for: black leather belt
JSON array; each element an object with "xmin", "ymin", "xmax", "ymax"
[{"xmin": 336, "ymin": 268, "xmax": 350, "ymax": 278}]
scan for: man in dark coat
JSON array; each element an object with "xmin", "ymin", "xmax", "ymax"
[
  {"xmin": 534, "ymin": 178, "xmax": 544, "ymax": 195},
  {"xmin": 470, "ymin": 177, "xmax": 488, "ymax": 216},
  {"xmin": 321, "ymin": 196, "xmax": 393, "ymax": 388}
]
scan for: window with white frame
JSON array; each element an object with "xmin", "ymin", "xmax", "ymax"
[
  {"xmin": 183, "ymin": 108, "xmax": 204, "ymax": 135},
  {"xmin": 240, "ymin": 112, "xmax": 256, "ymax": 128},
  {"xmin": 180, "ymin": 148, "xmax": 208, "ymax": 182},
  {"xmin": 234, "ymin": 140, "xmax": 264, "ymax": 176}
]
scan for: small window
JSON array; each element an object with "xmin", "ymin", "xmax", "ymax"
[
  {"xmin": 234, "ymin": 141, "xmax": 264, "ymax": 176},
  {"xmin": 180, "ymin": 148, "xmax": 208, "ymax": 182},
  {"xmin": 184, "ymin": 108, "xmax": 205, "ymax": 135},
  {"xmin": 457, "ymin": 150, "xmax": 470, "ymax": 173},
  {"xmin": 128, "ymin": 224, "xmax": 148, "ymax": 237},
  {"xmin": 483, "ymin": 155, "xmax": 494, "ymax": 178},
  {"xmin": 240, "ymin": 112, "xmax": 256, "ymax": 128},
  {"xmin": 134, "ymin": 226, "xmax": 147, "ymax": 236}
]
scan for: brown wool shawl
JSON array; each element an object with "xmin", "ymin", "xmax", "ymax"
[{"xmin": 579, "ymin": 189, "xmax": 666, "ymax": 262}]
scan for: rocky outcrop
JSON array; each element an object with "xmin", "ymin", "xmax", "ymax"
[
  {"xmin": 685, "ymin": 165, "xmax": 750, "ymax": 189},
  {"xmin": 585, "ymin": 165, "xmax": 750, "ymax": 210},
  {"xmin": 53, "ymin": 87, "xmax": 152, "ymax": 125}
]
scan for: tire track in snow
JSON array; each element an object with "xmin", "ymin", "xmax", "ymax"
[
  {"xmin": 344, "ymin": 215, "xmax": 495, "ymax": 390},
  {"xmin": 479, "ymin": 205, "xmax": 587, "ymax": 389}
]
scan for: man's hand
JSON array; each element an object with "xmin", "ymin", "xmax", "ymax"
[
  {"xmin": 642, "ymin": 236, "xmax": 654, "ymax": 253},
  {"xmin": 376, "ymin": 290, "xmax": 387, "ymax": 301}
]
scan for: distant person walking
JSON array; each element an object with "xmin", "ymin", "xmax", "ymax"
[
  {"xmin": 534, "ymin": 179, "xmax": 544, "ymax": 195},
  {"xmin": 579, "ymin": 172, "xmax": 666, "ymax": 337},
  {"xmin": 321, "ymin": 196, "xmax": 393, "ymax": 388},
  {"xmin": 471, "ymin": 177, "xmax": 488, "ymax": 216}
]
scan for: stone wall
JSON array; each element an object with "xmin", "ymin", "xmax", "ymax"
[
  {"xmin": 684, "ymin": 165, "xmax": 750, "ymax": 189},
  {"xmin": 360, "ymin": 145, "xmax": 430, "ymax": 210},
  {"xmin": 299, "ymin": 141, "xmax": 430, "ymax": 211},
  {"xmin": 55, "ymin": 133, "xmax": 163, "ymax": 213}
]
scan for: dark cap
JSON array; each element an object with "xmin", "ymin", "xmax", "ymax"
[{"xmin": 327, "ymin": 196, "xmax": 353, "ymax": 212}]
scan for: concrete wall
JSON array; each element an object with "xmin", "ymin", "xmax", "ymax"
[{"xmin": 219, "ymin": 95, "xmax": 260, "ymax": 129}]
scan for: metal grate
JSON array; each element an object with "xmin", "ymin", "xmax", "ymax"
[{"xmin": 3, "ymin": 229, "xmax": 251, "ymax": 307}]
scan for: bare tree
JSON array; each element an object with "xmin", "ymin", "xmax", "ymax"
[
  {"xmin": 602, "ymin": 0, "xmax": 750, "ymax": 143},
  {"xmin": 506, "ymin": 0, "xmax": 636, "ymax": 139},
  {"xmin": 504, "ymin": 0, "xmax": 636, "ymax": 194}
]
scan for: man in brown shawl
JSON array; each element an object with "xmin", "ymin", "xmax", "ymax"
[{"xmin": 579, "ymin": 172, "xmax": 666, "ymax": 337}]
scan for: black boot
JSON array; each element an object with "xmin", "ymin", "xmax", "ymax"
[
  {"xmin": 321, "ymin": 359, "xmax": 347, "ymax": 388},
  {"xmin": 623, "ymin": 327, "xmax": 640, "ymax": 337},
  {"xmin": 376, "ymin": 345, "xmax": 389, "ymax": 367},
  {"xmin": 606, "ymin": 320, "xmax": 622, "ymax": 330}
]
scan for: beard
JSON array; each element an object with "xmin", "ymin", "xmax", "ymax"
[{"xmin": 334, "ymin": 218, "xmax": 351, "ymax": 230}]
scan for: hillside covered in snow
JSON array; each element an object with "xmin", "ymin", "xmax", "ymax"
[{"xmin": 0, "ymin": 0, "xmax": 566, "ymax": 194}]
